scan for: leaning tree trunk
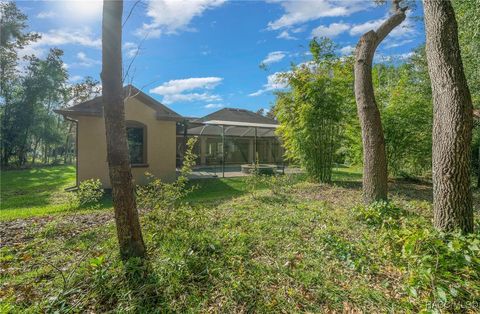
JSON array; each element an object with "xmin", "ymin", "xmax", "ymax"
[
  {"xmin": 354, "ymin": 0, "xmax": 407, "ymax": 203},
  {"xmin": 424, "ymin": 0, "xmax": 473, "ymax": 233},
  {"xmin": 101, "ymin": 0, "xmax": 146, "ymax": 258}
]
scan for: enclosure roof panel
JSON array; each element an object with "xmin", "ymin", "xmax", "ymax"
[
  {"xmin": 203, "ymin": 120, "xmax": 279, "ymax": 128},
  {"xmin": 192, "ymin": 108, "xmax": 277, "ymax": 125}
]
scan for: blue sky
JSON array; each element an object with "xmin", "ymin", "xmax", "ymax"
[{"xmin": 18, "ymin": 0, "xmax": 425, "ymax": 117}]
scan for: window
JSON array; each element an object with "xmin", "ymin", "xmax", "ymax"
[{"xmin": 126, "ymin": 121, "xmax": 147, "ymax": 166}]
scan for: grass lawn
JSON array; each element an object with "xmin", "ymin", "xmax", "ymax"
[
  {"xmin": 1, "ymin": 165, "xmax": 479, "ymax": 312},
  {"xmin": 2, "ymin": 174, "xmax": 479, "ymax": 312},
  {"xmin": 0, "ymin": 166, "xmax": 112, "ymax": 221},
  {"xmin": 0, "ymin": 165, "xmax": 361, "ymax": 220}
]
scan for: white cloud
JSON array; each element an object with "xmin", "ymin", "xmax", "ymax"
[
  {"xmin": 39, "ymin": 28, "xmax": 101, "ymax": 48},
  {"xmin": 277, "ymin": 30, "xmax": 297, "ymax": 40},
  {"xmin": 311, "ymin": 22, "xmax": 350, "ymax": 38},
  {"xmin": 373, "ymin": 51, "xmax": 415, "ymax": 64},
  {"xmin": 261, "ymin": 51, "xmax": 286, "ymax": 65},
  {"xmin": 150, "ymin": 77, "xmax": 223, "ymax": 104},
  {"xmin": 249, "ymin": 72, "xmax": 288, "ymax": 97},
  {"xmin": 384, "ymin": 39, "xmax": 414, "ymax": 49},
  {"xmin": 163, "ymin": 93, "xmax": 222, "ymax": 104},
  {"xmin": 37, "ymin": 11, "xmax": 56, "ymax": 19},
  {"xmin": 75, "ymin": 52, "xmax": 100, "ymax": 67},
  {"xmin": 25, "ymin": 27, "xmax": 101, "ymax": 57},
  {"xmin": 350, "ymin": 18, "xmax": 384, "ymax": 36},
  {"xmin": 350, "ymin": 15, "xmax": 415, "ymax": 38},
  {"xmin": 340, "ymin": 45, "xmax": 355, "ymax": 55},
  {"xmin": 21, "ymin": 27, "xmax": 101, "ymax": 59},
  {"xmin": 136, "ymin": 0, "xmax": 226, "ymax": 38},
  {"xmin": 267, "ymin": 0, "xmax": 371, "ymax": 30},
  {"xmin": 150, "ymin": 77, "xmax": 222, "ymax": 95},
  {"xmin": 204, "ymin": 103, "xmax": 223, "ymax": 109},
  {"xmin": 69, "ymin": 75, "xmax": 83, "ymax": 82},
  {"xmin": 123, "ymin": 42, "xmax": 139, "ymax": 58}
]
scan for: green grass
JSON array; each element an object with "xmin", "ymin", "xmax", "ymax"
[
  {"xmin": 1, "ymin": 165, "xmax": 361, "ymax": 220},
  {"xmin": 2, "ymin": 179, "xmax": 478, "ymax": 312},
  {"xmin": 0, "ymin": 166, "xmax": 77, "ymax": 220},
  {"xmin": 1, "ymin": 165, "xmax": 479, "ymax": 312}
]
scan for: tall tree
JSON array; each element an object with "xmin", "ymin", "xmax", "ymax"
[
  {"xmin": 0, "ymin": 1, "xmax": 39, "ymax": 166},
  {"xmin": 275, "ymin": 38, "xmax": 353, "ymax": 183},
  {"xmin": 101, "ymin": 0, "xmax": 146, "ymax": 258},
  {"xmin": 354, "ymin": 0, "xmax": 407, "ymax": 203},
  {"xmin": 423, "ymin": 0, "xmax": 473, "ymax": 233}
]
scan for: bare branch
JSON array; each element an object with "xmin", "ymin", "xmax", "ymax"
[{"xmin": 122, "ymin": 0, "xmax": 142, "ymax": 28}]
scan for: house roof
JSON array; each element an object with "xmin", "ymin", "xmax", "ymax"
[
  {"xmin": 54, "ymin": 85, "xmax": 182, "ymax": 121},
  {"xmin": 185, "ymin": 108, "xmax": 278, "ymax": 137},
  {"xmin": 192, "ymin": 108, "xmax": 277, "ymax": 125}
]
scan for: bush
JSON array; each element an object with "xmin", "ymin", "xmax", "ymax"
[
  {"xmin": 354, "ymin": 201, "xmax": 480, "ymax": 312},
  {"xmin": 352, "ymin": 201, "xmax": 404, "ymax": 228},
  {"xmin": 399, "ymin": 229, "xmax": 480, "ymax": 312},
  {"xmin": 243, "ymin": 161, "xmax": 264, "ymax": 198},
  {"xmin": 264, "ymin": 174, "xmax": 294, "ymax": 196},
  {"xmin": 68, "ymin": 179, "xmax": 104, "ymax": 210},
  {"xmin": 137, "ymin": 137, "xmax": 197, "ymax": 221}
]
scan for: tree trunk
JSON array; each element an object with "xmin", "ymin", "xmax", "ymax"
[
  {"xmin": 354, "ymin": 0, "xmax": 407, "ymax": 203},
  {"xmin": 477, "ymin": 143, "xmax": 480, "ymax": 189},
  {"xmin": 101, "ymin": 0, "xmax": 146, "ymax": 258},
  {"xmin": 63, "ymin": 122, "xmax": 73, "ymax": 164},
  {"xmin": 423, "ymin": 0, "xmax": 473, "ymax": 233},
  {"xmin": 31, "ymin": 137, "xmax": 40, "ymax": 166}
]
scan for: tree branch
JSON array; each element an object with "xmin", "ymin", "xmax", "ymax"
[{"xmin": 374, "ymin": 1, "xmax": 408, "ymax": 47}]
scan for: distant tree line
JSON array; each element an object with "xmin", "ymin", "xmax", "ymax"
[{"xmin": 0, "ymin": 2, "xmax": 101, "ymax": 168}]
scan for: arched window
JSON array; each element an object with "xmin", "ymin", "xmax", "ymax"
[{"xmin": 126, "ymin": 121, "xmax": 147, "ymax": 166}]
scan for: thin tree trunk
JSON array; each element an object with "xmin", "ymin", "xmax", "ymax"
[
  {"xmin": 63, "ymin": 122, "xmax": 73, "ymax": 164},
  {"xmin": 101, "ymin": 0, "xmax": 146, "ymax": 258},
  {"xmin": 424, "ymin": 0, "xmax": 473, "ymax": 233},
  {"xmin": 354, "ymin": 0, "xmax": 407, "ymax": 203},
  {"xmin": 477, "ymin": 143, "xmax": 480, "ymax": 189},
  {"xmin": 32, "ymin": 137, "xmax": 40, "ymax": 166}
]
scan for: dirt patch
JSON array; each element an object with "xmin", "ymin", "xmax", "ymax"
[{"xmin": 0, "ymin": 208, "xmax": 150, "ymax": 248}]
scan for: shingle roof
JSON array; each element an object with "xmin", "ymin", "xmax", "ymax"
[
  {"xmin": 193, "ymin": 108, "xmax": 277, "ymax": 125},
  {"xmin": 54, "ymin": 85, "xmax": 181, "ymax": 121}
]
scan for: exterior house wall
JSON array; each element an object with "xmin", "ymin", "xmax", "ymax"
[{"xmin": 77, "ymin": 97, "xmax": 177, "ymax": 188}]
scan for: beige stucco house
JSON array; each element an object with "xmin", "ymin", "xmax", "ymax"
[
  {"xmin": 55, "ymin": 85, "xmax": 182, "ymax": 188},
  {"xmin": 56, "ymin": 85, "xmax": 284, "ymax": 187}
]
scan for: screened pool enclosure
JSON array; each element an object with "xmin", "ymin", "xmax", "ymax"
[{"xmin": 176, "ymin": 115, "xmax": 285, "ymax": 177}]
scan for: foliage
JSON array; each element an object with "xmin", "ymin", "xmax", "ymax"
[
  {"xmin": 399, "ymin": 229, "xmax": 480, "ymax": 312},
  {"xmin": 353, "ymin": 199, "xmax": 480, "ymax": 312},
  {"xmin": 136, "ymin": 137, "xmax": 198, "ymax": 217},
  {"xmin": 4, "ymin": 175, "xmax": 479, "ymax": 313},
  {"xmin": 242, "ymin": 158, "xmax": 264, "ymax": 197},
  {"xmin": 342, "ymin": 46, "xmax": 433, "ymax": 177},
  {"xmin": 0, "ymin": 2, "xmax": 101, "ymax": 168},
  {"xmin": 68, "ymin": 179, "xmax": 104, "ymax": 210},
  {"xmin": 379, "ymin": 48, "xmax": 433, "ymax": 177},
  {"xmin": 264, "ymin": 173, "xmax": 294, "ymax": 196},
  {"xmin": 353, "ymin": 201, "xmax": 405, "ymax": 228},
  {"xmin": 274, "ymin": 38, "xmax": 355, "ymax": 182}
]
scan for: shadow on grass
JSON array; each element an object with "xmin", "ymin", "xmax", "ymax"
[
  {"xmin": 1, "ymin": 165, "xmax": 76, "ymax": 210},
  {"xmin": 331, "ymin": 179, "xmax": 434, "ymax": 203}
]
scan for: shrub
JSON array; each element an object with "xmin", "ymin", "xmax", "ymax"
[
  {"xmin": 243, "ymin": 160, "xmax": 264, "ymax": 198},
  {"xmin": 137, "ymin": 137, "xmax": 197, "ymax": 220},
  {"xmin": 264, "ymin": 173, "xmax": 294, "ymax": 196},
  {"xmin": 352, "ymin": 201, "xmax": 404, "ymax": 228},
  {"xmin": 399, "ymin": 229, "xmax": 480, "ymax": 312},
  {"xmin": 68, "ymin": 179, "xmax": 104, "ymax": 210}
]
